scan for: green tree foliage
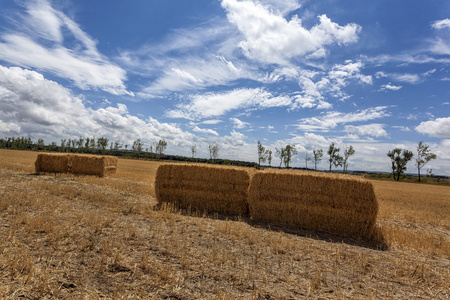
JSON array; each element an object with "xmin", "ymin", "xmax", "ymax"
[
  {"xmin": 257, "ymin": 141, "xmax": 269, "ymax": 167},
  {"xmin": 132, "ymin": 138, "xmax": 144, "ymax": 158},
  {"xmin": 415, "ymin": 141, "xmax": 437, "ymax": 182},
  {"xmin": 276, "ymin": 145, "xmax": 297, "ymax": 168},
  {"xmin": 327, "ymin": 143, "xmax": 343, "ymax": 172},
  {"xmin": 304, "ymin": 151, "xmax": 311, "ymax": 169},
  {"xmin": 267, "ymin": 150, "xmax": 272, "ymax": 167},
  {"xmin": 97, "ymin": 137, "xmax": 109, "ymax": 155},
  {"xmin": 343, "ymin": 145, "xmax": 355, "ymax": 173},
  {"xmin": 156, "ymin": 139, "xmax": 167, "ymax": 158},
  {"xmin": 387, "ymin": 148, "xmax": 414, "ymax": 181},
  {"xmin": 209, "ymin": 144, "xmax": 219, "ymax": 160},
  {"xmin": 312, "ymin": 149, "xmax": 323, "ymax": 171}
]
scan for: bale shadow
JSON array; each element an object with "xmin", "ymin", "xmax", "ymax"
[{"xmin": 153, "ymin": 203, "xmax": 388, "ymax": 251}]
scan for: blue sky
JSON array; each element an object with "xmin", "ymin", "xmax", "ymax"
[{"xmin": 0, "ymin": 0, "xmax": 449, "ymax": 174}]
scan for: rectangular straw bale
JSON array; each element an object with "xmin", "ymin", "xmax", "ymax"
[
  {"xmin": 71, "ymin": 154, "xmax": 118, "ymax": 177},
  {"xmin": 34, "ymin": 153, "xmax": 117, "ymax": 177},
  {"xmin": 249, "ymin": 170, "xmax": 378, "ymax": 238},
  {"xmin": 35, "ymin": 153, "xmax": 71, "ymax": 174},
  {"xmin": 155, "ymin": 164, "xmax": 251, "ymax": 216}
]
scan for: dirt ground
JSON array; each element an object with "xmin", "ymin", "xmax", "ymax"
[{"xmin": 0, "ymin": 149, "xmax": 449, "ymax": 299}]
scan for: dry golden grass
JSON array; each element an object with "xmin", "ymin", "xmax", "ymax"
[{"xmin": 0, "ymin": 149, "xmax": 449, "ymax": 299}]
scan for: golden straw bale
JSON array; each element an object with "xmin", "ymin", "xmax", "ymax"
[
  {"xmin": 34, "ymin": 153, "xmax": 117, "ymax": 177},
  {"xmin": 71, "ymin": 154, "xmax": 118, "ymax": 177},
  {"xmin": 155, "ymin": 164, "xmax": 251, "ymax": 216},
  {"xmin": 35, "ymin": 153, "xmax": 71, "ymax": 174},
  {"xmin": 249, "ymin": 170, "xmax": 378, "ymax": 238}
]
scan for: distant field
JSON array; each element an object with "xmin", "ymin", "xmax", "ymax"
[{"xmin": 0, "ymin": 149, "xmax": 449, "ymax": 299}]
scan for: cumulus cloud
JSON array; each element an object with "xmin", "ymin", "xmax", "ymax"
[
  {"xmin": 221, "ymin": 0, "xmax": 360, "ymax": 65},
  {"xmin": 0, "ymin": 65, "xmax": 198, "ymax": 148},
  {"xmin": 166, "ymin": 88, "xmax": 292, "ymax": 120},
  {"xmin": 296, "ymin": 106, "xmax": 390, "ymax": 131},
  {"xmin": 344, "ymin": 124, "xmax": 388, "ymax": 138},
  {"xmin": 416, "ymin": 117, "xmax": 450, "ymax": 138},
  {"xmin": 0, "ymin": 0, "xmax": 130, "ymax": 95}
]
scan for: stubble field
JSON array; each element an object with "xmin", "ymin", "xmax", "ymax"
[{"xmin": 0, "ymin": 149, "xmax": 449, "ymax": 299}]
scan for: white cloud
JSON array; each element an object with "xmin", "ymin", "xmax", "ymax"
[
  {"xmin": 166, "ymin": 88, "xmax": 291, "ymax": 120},
  {"xmin": 379, "ymin": 83, "xmax": 402, "ymax": 91},
  {"xmin": 221, "ymin": 0, "xmax": 360, "ymax": 65},
  {"xmin": 344, "ymin": 124, "xmax": 388, "ymax": 138},
  {"xmin": 230, "ymin": 117, "xmax": 250, "ymax": 129},
  {"xmin": 296, "ymin": 106, "xmax": 390, "ymax": 131},
  {"xmin": 295, "ymin": 61, "xmax": 372, "ymax": 107},
  {"xmin": 0, "ymin": 0, "xmax": 130, "ymax": 95},
  {"xmin": 392, "ymin": 126, "xmax": 411, "ymax": 132},
  {"xmin": 0, "ymin": 65, "xmax": 197, "ymax": 148},
  {"xmin": 192, "ymin": 126, "xmax": 219, "ymax": 136},
  {"xmin": 201, "ymin": 119, "xmax": 223, "ymax": 125},
  {"xmin": 391, "ymin": 73, "xmax": 421, "ymax": 84},
  {"xmin": 416, "ymin": 117, "xmax": 450, "ymax": 138},
  {"xmin": 432, "ymin": 19, "xmax": 450, "ymax": 30}
]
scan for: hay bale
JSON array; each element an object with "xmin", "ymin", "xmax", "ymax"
[
  {"xmin": 35, "ymin": 153, "xmax": 71, "ymax": 174},
  {"xmin": 155, "ymin": 164, "xmax": 251, "ymax": 216},
  {"xmin": 34, "ymin": 153, "xmax": 117, "ymax": 177},
  {"xmin": 249, "ymin": 170, "xmax": 378, "ymax": 238},
  {"xmin": 71, "ymin": 154, "xmax": 118, "ymax": 177}
]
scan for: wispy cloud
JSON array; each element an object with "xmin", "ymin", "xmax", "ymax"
[
  {"xmin": 295, "ymin": 60, "xmax": 372, "ymax": 108},
  {"xmin": 0, "ymin": 0, "xmax": 130, "ymax": 95},
  {"xmin": 230, "ymin": 117, "xmax": 250, "ymax": 129},
  {"xmin": 296, "ymin": 106, "xmax": 390, "ymax": 132},
  {"xmin": 344, "ymin": 123, "xmax": 388, "ymax": 138},
  {"xmin": 432, "ymin": 19, "xmax": 450, "ymax": 30},
  {"xmin": 379, "ymin": 83, "xmax": 402, "ymax": 91},
  {"xmin": 166, "ymin": 88, "xmax": 292, "ymax": 120}
]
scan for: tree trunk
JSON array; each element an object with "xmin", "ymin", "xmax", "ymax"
[{"xmin": 418, "ymin": 166, "xmax": 421, "ymax": 182}]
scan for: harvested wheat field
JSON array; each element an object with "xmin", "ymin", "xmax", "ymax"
[{"xmin": 0, "ymin": 149, "xmax": 449, "ymax": 299}]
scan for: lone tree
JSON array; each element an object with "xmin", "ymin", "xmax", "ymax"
[
  {"xmin": 276, "ymin": 145, "xmax": 297, "ymax": 168},
  {"xmin": 312, "ymin": 149, "xmax": 323, "ymax": 171},
  {"xmin": 209, "ymin": 144, "xmax": 219, "ymax": 160},
  {"xmin": 267, "ymin": 150, "xmax": 272, "ymax": 167},
  {"xmin": 257, "ymin": 141, "xmax": 268, "ymax": 167},
  {"xmin": 387, "ymin": 148, "xmax": 414, "ymax": 181},
  {"xmin": 343, "ymin": 145, "xmax": 355, "ymax": 173},
  {"xmin": 327, "ymin": 142, "xmax": 343, "ymax": 172},
  {"xmin": 304, "ymin": 151, "xmax": 311, "ymax": 169},
  {"xmin": 156, "ymin": 139, "xmax": 167, "ymax": 158},
  {"xmin": 415, "ymin": 141, "xmax": 437, "ymax": 182}
]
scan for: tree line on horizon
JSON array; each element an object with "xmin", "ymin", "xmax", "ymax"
[
  {"xmin": 256, "ymin": 140, "xmax": 437, "ymax": 182},
  {"xmin": 0, "ymin": 136, "xmax": 438, "ymax": 182}
]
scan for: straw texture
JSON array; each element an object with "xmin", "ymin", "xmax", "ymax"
[
  {"xmin": 35, "ymin": 153, "xmax": 71, "ymax": 174},
  {"xmin": 35, "ymin": 153, "xmax": 117, "ymax": 177},
  {"xmin": 155, "ymin": 164, "xmax": 251, "ymax": 216},
  {"xmin": 71, "ymin": 155, "xmax": 118, "ymax": 177},
  {"xmin": 249, "ymin": 170, "xmax": 378, "ymax": 237}
]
